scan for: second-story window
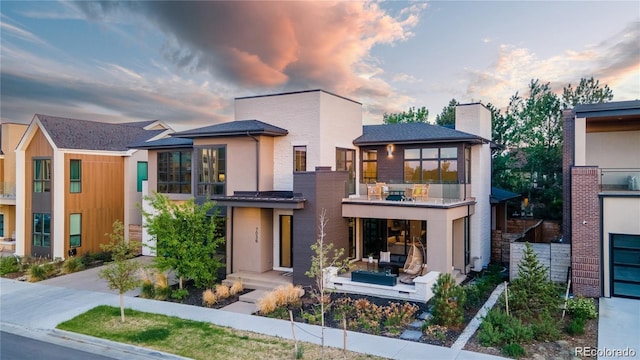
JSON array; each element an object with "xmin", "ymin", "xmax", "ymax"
[
  {"xmin": 158, "ymin": 150, "xmax": 192, "ymax": 194},
  {"xmin": 197, "ymin": 146, "xmax": 226, "ymax": 196},
  {"xmin": 404, "ymin": 147, "xmax": 458, "ymax": 183},
  {"xmin": 294, "ymin": 146, "xmax": 306, "ymax": 172},
  {"xmin": 70, "ymin": 159, "xmax": 81, "ymax": 193},
  {"xmin": 336, "ymin": 148, "xmax": 355, "ymax": 194},
  {"xmin": 362, "ymin": 149, "xmax": 377, "ymax": 184},
  {"xmin": 33, "ymin": 158, "xmax": 51, "ymax": 192}
]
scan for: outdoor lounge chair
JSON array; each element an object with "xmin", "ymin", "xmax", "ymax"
[
  {"xmin": 399, "ymin": 241, "xmax": 426, "ymax": 284},
  {"xmin": 411, "ymin": 184, "xmax": 429, "ymax": 201},
  {"xmin": 367, "ymin": 184, "xmax": 382, "ymax": 200}
]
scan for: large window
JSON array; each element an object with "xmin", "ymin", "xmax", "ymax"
[
  {"xmin": 70, "ymin": 214, "xmax": 81, "ymax": 247},
  {"xmin": 293, "ymin": 146, "xmax": 306, "ymax": 172},
  {"xmin": 158, "ymin": 150, "xmax": 192, "ymax": 194},
  {"xmin": 336, "ymin": 148, "xmax": 355, "ymax": 194},
  {"xmin": 33, "ymin": 159, "xmax": 51, "ymax": 192},
  {"xmin": 404, "ymin": 147, "xmax": 458, "ymax": 183},
  {"xmin": 137, "ymin": 161, "xmax": 148, "ymax": 192},
  {"xmin": 197, "ymin": 147, "xmax": 226, "ymax": 196},
  {"xmin": 32, "ymin": 213, "xmax": 51, "ymax": 247},
  {"xmin": 70, "ymin": 159, "xmax": 81, "ymax": 193},
  {"xmin": 362, "ymin": 150, "xmax": 377, "ymax": 184}
]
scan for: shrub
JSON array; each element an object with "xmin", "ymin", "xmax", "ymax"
[
  {"xmin": 202, "ymin": 289, "xmax": 217, "ymax": 307},
  {"xmin": 566, "ymin": 296, "xmax": 597, "ymax": 320},
  {"xmin": 139, "ymin": 269, "xmax": 156, "ymax": 299},
  {"xmin": 171, "ymin": 288, "xmax": 189, "ymax": 301},
  {"xmin": 501, "ymin": 343, "xmax": 526, "ymax": 358},
  {"xmin": 215, "ymin": 285, "xmax": 230, "ymax": 299},
  {"xmin": 0, "ymin": 256, "xmax": 20, "ymax": 275},
  {"xmin": 28, "ymin": 263, "xmax": 50, "ymax": 282},
  {"xmin": 566, "ymin": 317, "xmax": 585, "ymax": 335},
  {"xmin": 431, "ymin": 273, "xmax": 466, "ymax": 327},
  {"xmin": 62, "ymin": 257, "xmax": 84, "ymax": 274},
  {"xmin": 229, "ymin": 279, "xmax": 244, "ymax": 296},
  {"xmin": 154, "ymin": 272, "xmax": 171, "ymax": 300},
  {"xmin": 478, "ymin": 309, "xmax": 533, "ymax": 347},
  {"xmin": 383, "ymin": 302, "xmax": 419, "ymax": 333},
  {"xmin": 333, "ymin": 297, "xmax": 355, "ymax": 321},
  {"xmin": 257, "ymin": 294, "xmax": 278, "ymax": 315},
  {"xmin": 530, "ymin": 311, "xmax": 562, "ymax": 341},
  {"xmin": 423, "ymin": 324, "xmax": 447, "ymax": 342},
  {"xmin": 351, "ymin": 298, "xmax": 383, "ymax": 334}
]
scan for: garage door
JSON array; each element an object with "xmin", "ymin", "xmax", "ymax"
[{"xmin": 611, "ymin": 234, "xmax": 640, "ymax": 299}]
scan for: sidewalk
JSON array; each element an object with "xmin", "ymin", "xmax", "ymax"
[{"xmin": 0, "ymin": 277, "xmax": 505, "ymax": 360}]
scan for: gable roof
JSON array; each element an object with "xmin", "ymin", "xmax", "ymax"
[
  {"xmin": 353, "ymin": 122, "xmax": 487, "ymax": 145},
  {"xmin": 171, "ymin": 119, "xmax": 288, "ymax": 138},
  {"xmin": 35, "ymin": 114, "xmax": 164, "ymax": 151},
  {"xmin": 129, "ymin": 136, "xmax": 194, "ymax": 150}
]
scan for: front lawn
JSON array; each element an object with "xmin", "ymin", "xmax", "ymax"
[{"xmin": 57, "ymin": 305, "xmax": 384, "ymax": 360}]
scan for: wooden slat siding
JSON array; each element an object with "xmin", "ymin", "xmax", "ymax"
[
  {"xmin": 128, "ymin": 224, "xmax": 143, "ymax": 255},
  {"xmin": 24, "ymin": 127, "xmax": 54, "ymax": 256},
  {"xmin": 65, "ymin": 153, "xmax": 125, "ymax": 255},
  {"xmin": 510, "ymin": 242, "xmax": 570, "ymax": 283}
]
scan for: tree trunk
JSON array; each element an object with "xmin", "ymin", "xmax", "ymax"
[
  {"xmin": 120, "ymin": 293, "xmax": 125, "ymax": 322},
  {"xmin": 179, "ymin": 276, "xmax": 183, "ymax": 289}
]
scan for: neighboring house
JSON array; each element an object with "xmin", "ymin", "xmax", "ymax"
[
  {"xmin": 138, "ymin": 90, "xmax": 495, "ymax": 302},
  {"xmin": 0, "ymin": 123, "xmax": 29, "ymax": 250},
  {"xmin": 563, "ymin": 100, "xmax": 640, "ymax": 299},
  {"xmin": 15, "ymin": 115, "xmax": 172, "ymax": 259}
]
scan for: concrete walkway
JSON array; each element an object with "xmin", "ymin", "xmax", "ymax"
[
  {"xmin": 0, "ymin": 277, "xmax": 506, "ymax": 360},
  {"xmin": 597, "ymin": 297, "xmax": 640, "ymax": 360}
]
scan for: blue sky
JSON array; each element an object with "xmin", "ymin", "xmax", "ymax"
[{"xmin": 1, "ymin": 1, "xmax": 638, "ymax": 130}]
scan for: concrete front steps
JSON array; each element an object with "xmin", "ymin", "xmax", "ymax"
[{"xmin": 222, "ymin": 270, "xmax": 293, "ymax": 292}]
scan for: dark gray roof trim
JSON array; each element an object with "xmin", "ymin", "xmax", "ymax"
[
  {"xmin": 171, "ymin": 119, "xmax": 288, "ymax": 138},
  {"xmin": 235, "ymin": 89, "xmax": 362, "ymax": 105},
  {"xmin": 129, "ymin": 137, "xmax": 193, "ymax": 149},
  {"xmin": 36, "ymin": 114, "xmax": 163, "ymax": 151},
  {"xmin": 353, "ymin": 123, "xmax": 487, "ymax": 145},
  {"xmin": 490, "ymin": 187, "xmax": 521, "ymax": 204},
  {"xmin": 574, "ymin": 100, "xmax": 640, "ymax": 118},
  {"xmin": 209, "ymin": 191, "xmax": 306, "ymax": 209}
]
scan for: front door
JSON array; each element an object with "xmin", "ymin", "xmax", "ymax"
[
  {"xmin": 31, "ymin": 213, "xmax": 51, "ymax": 258},
  {"xmin": 279, "ymin": 215, "xmax": 293, "ymax": 268},
  {"xmin": 611, "ymin": 234, "xmax": 640, "ymax": 299}
]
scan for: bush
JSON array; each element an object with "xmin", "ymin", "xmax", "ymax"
[
  {"xmin": 171, "ymin": 288, "xmax": 189, "ymax": 301},
  {"xmin": 566, "ymin": 317, "xmax": 585, "ymax": 335},
  {"xmin": 28, "ymin": 263, "xmax": 52, "ymax": 282},
  {"xmin": 478, "ymin": 309, "xmax": 533, "ymax": 347},
  {"xmin": 202, "ymin": 289, "xmax": 217, "ymax": 307},
  {"xmin": 154, "ymin": 272, "xmax": 171, "ymax": 300},
  {"xmin": 530, "ymin": 311, "xmax": 562, "ymax": 341},
  {"xmin": 501, "ymin": 343, "xmax": 526, "ymax": 358},
  {"xmin": 229, "ymin": 279, "xmax": 243, "ymax": 296},
  {"xmin": 382, "ymin": 302, "xmax": 419, "ymax": 334},
  {"xmin": 431, "ymin": 273, "xmax": 466, "ymax": 327},
  {"xmin": 215, "ymin": 285, "xmax": 230, "ymax": 300},
  {"xmin": 566, "ymin": 296, "xmax": 597, "ymax": 320},
  {"xmin": 423, "ymin": 324, "xmax": 447, "ymax": 342},
  {"xmin": 0, "ymin": 256, "xmax": 20, "ymax": 275},
  {"xmin": 62, "ymin": 257, "xmax": 84, "ymax": 274}
]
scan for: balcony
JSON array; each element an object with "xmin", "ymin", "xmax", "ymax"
[
  {"xmin": 0, "ymin": 182, "xmax": 16, "ymax": 205},
  {"xmin": 344, "ymin": 182, "xmax": 474, "ymax": 207},
  {"xmin": 600, "ymin": 168, "xmax": 640, "ymax": 192}
]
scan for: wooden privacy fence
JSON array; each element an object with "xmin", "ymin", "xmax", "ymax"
[{"xmin": 509, "ymin": 242, "xmax": 570, "ymax": 283}]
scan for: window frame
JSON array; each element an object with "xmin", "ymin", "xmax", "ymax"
[
  {"xmin": 361, "ymin": 149, "xmax": 378, "ymax": 184},
  {"xmin": 336, "ymin": 147, "xmax": 356, "ymax": 194},
  {"xmin": 70, "ymin": 159, "xmax": 81, "ymax": 193},
  {"xmin": 157, "ymin": 150, "xmax": 192, "ymax": 194},
  {"xmin": 32, "ymin": 213, "xmax": 51, "ymax": 247},
  {"xmin": 403, "ymin": 146, "xmax": 459, "ymax": 184},
  {"xmin": 293, "ymin": 146, "xmax": 307, "ymax": 172},
  {"xmin": 33, "ymin": 158, "xmax": 51, "ymax": 193},
  {"xmin": 196, "ymin": 146, "xmax": 226, "ymax": 196},
  {"xmin": 70, "ymin": 213, "xmax": 81, "ymax": 247},
  {"xmin": 0, "ymin": 214, "xmax": 4, "ymax": 237}
]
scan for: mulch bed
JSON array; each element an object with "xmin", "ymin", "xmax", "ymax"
[{"xmin": 164, "ymin": 281, "xmax": 252, "ymax": 309}]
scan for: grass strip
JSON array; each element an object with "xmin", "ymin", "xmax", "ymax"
[{"xmin": 57, "ymin": 305, "xmax": 383, "ymax": 360}]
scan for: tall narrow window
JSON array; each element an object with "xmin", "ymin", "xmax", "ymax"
[
  {"xmin": 280, "ymin": 215, "xmax": 293, "ymax": 268},
  {"xmin": 70, "ymin": 214, "xmax": 81, "ymax": 247},
  {"xmin": 336, "ymin": 148, "xmax": 355, "ymax": 194},
  {"xmin": 33, "ymin": 159, "xmax": 51, "ymax": 192},
  {"xmin": 157, "ymin": 150, "xmax": 192, "ymax": 194},
  {"xmin": 293, "ymin": 146, "xmax": 306, "ymax": 172},
  {"xmin": 70, "ymin": 159, "xmax": 81, "ymax": 193},
  {"xmin": 197, "ymin": 146, "xmax": 226, "ymax": 196},
  {"xmin": 0, "ymin": 214, "xmax": 4, "ymax": 237},
  {"xmin": 32, "ymin": 213, "xmax": 51, "ymax": 247},
  {"xmin": 137, "ymin": 161, "xmax": 148, "ymax": 192},
  {"xmin": 362, "ymin": 149, "xmax": 377, "ymax": 184}
]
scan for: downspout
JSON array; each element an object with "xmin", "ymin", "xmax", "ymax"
[{"xmin": 247, "ymin": 131, "xmax": 259, "ymax": 191}]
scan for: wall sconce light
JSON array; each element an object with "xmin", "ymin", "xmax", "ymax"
[{"xmin": 387, "ymin": 144, "xmax": 394, "ymax": 156}]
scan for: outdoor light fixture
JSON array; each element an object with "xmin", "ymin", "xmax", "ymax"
[{"xmin": 387, "ymin": 144, "xmax": 394, "ymax": 156}]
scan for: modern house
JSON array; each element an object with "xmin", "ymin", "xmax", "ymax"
[
  {"xmin": 15, "ymin": 114, "xmax": 172, "ymax": 259},
  {"xmin": 1, "ymin": 122, "xmax": 29, "ymax": 251},
  {"xmin": 138, "ymin": 90, "xmax": 494, "ymax": 301},
  {"xmin": 563, "ymin": 100, "xmax": 640, "ymax": 299}
]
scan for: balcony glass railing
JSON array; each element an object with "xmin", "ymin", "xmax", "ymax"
[
  {"xmin": 600, "ymin": 168, "xmax": 640, "ymax": 191},
  {"xmin": 0, "ymin": 182, "xmax": 16, "ymax": 198},
  {"xmin": 354, "ymin": 182, "xmax": 473, "ymax": 204}
]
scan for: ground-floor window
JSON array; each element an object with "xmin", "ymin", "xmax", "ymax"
[
  {"xmin": 362, "ymin": 218, "xmax": 426, "ymax": 258},
  {"xmin": 279, "ymin": 215, "xmax": 293, "ymax": 268},
  {"xmin": 33, "ymin": 213, "xmax": 51, "ymax": 247},
  {"xmin": 0, "ymin": 214, "xmax": 4, "ymax": 237},
  {"xmin": 610, "ymin": 233, "xmax": 640, "ymax": 298},
  {"xmin": 70, "ymin": 213, "xmax": 81, "ymax": 247}
]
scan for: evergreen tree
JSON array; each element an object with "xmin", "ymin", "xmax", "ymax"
[{"xmin": 431, "ymin": 273, "xmax": 466, "ymax": 327}]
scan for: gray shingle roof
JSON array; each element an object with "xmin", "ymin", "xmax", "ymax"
[
  {"xmin": 171, "ymin": 119, "xmax": 288, "ymax": 138},
  {"xmin": 122, "ymin": 120, "xmax": 159, "ymax": 128},
  {"xmin": 353, "ymin": 123, "xmax": 486, "ymax": 145},
  {"xmin": 129, "ymin": 137, "xmax": 193, "ymax": 149},
  {"xmin": 36, "ymin": 114, "xmax": 164, "ymax": 151},
  {"xmin": 573, "ymin": 100, "xmax": 640, "ymax": 118}
]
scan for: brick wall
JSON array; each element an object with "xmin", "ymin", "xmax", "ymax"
[{"xmin": 571, "ymin": 166, "xmax": 601, "ymax": 297}]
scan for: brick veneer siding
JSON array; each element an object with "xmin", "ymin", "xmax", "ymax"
[
  {"xmin": 292, "ymin": 169, "xmax": 349, "ymax": 288},
  {"xmin": 571, "ymin": 166, "xmax": 601, "ymax": 297},
  {"xmin": 562, "ymin": 109, "xmax": 575, "ymax": 244}
]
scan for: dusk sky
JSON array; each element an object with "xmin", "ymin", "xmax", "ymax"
[{"xmin": 1, "ymin": 1, "xmax": 638, "ymax": 130}]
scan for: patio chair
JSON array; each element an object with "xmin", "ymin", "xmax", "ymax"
[
  {"xmin": 411, "ymin": 183, "xmax": 429, "ymax": 201},
  {"xmin": 367, "ymin": 184, "xmax": 382, "ymax": 200},
  {"xmin": 400, "ymin": 241, "xmax": 426, "ymax": 284}
]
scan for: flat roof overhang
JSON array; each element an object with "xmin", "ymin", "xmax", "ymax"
[
  {"xmin": 342, "ymin": 200, "xmax": 476, "ymax": 220},
  {"xmin": 209, "ymin": 196, "xmax": 306, "ymax": 209}
]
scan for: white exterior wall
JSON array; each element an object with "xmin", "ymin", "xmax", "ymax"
[
  {"xmin": 455, "ymin": 104, "xmax": 492, "ymax": 270},
  {"xmin": 235, "ymin": 91, "xmax": 362, "ymax": 190},
  {"xmin": 14, "ymin": 150, "xmax": 25, "ymax": 256},
  {"xmin": 123, "ymin": 149, "xmax": 148, "ymax": 239},
  {"xmin": 585, "ymin": 130, "xmax": 640, "ymax": 168},
  {"xmin": 574, "ymin": 116, "xmax": 587, "ymax": 166},
  {"xmin": 52, "ymin": 150, "xmax": 65, "ymax": 259}
]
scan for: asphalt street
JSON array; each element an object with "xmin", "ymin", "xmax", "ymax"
[{"xmin": 1, "ymin": 331, "xmax": 116, "ymax": 360}]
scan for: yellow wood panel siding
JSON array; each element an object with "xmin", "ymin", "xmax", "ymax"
[
  {"xmin": 24, "ymin": 128, "xmax": 54, "ymax": 256},
  {"xmin": 65, "ymin": 154, "xmax": 125, "ymax": 255},
  {"xmin": 0, "ymin": 159, "xmax": 4, "ymax": 184}
]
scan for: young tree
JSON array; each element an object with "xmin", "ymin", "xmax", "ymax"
[
  {"xmin": 142, "ymin": 193, "xmax": 224, "ymax": 289},
  {"xmin": 431, "ymin": 273, "xmax": 466, "ymax": 327},
  {"xmin": 383, "ymin": 106, "xmax": 429, "ymax": 124},
  {"xmin": 435, "ymin": 98, "xmax": 458, "ymax": 126},
  {"xmin": 305, "ymin": 209, "xmax": 349, "ymax": 359},
  {"xmin": 98, "ymin": 220, "xmax": 141, "ymax": 322},
  {"xmin": 562, "ymin": 77, "xmax": 613, "ymax": 109}
]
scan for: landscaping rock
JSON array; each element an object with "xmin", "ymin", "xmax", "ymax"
[
  {"xmin": 417, "ymin": 311, "xmax": 432, "ymax": 321},
  {"xmin": 399, "ymin": 329, "xmax": 423, "ymax": 341},
  {"xmin": 408, "ymin": 320, "xmax": 424, "ymax": 330}
]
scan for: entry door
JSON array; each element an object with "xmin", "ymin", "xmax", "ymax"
[
  {"xmin": 31, "ymin": 213, "xmax": 51, "ymax": 258},
  {"xmin": 279, "ymin": 215, "xmax": 293, "ymax": 268},
  {"xmin": 611, "ymin": 234, "xmax": 640, "ymax": 299},
  {"xmin": 363, "ymin": 218, "xmax": 385, "ymax": 257}
]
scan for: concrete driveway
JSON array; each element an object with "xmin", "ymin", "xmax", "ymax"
[{"xmin": 597, "ymin": 297, "xmax": 640, "ymax": 360}]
